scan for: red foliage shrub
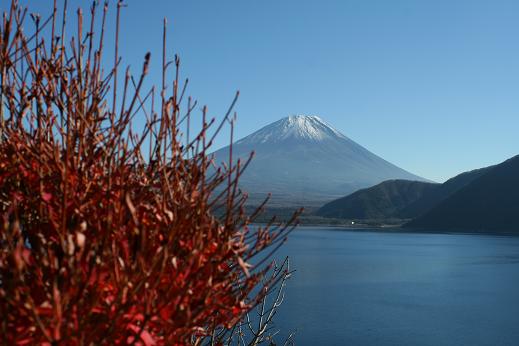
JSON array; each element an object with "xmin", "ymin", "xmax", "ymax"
[{"xmin": 0, "ymin": 1, "xmax": 299, "ymax": 344}]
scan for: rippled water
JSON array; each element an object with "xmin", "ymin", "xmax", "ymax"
[{"xmin": 272, "ymin": 228, "xmax": 519, "ymax": 345}]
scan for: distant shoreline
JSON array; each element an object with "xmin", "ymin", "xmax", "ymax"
[
  {"xmin": 298, "ymin": 225, "xmax": 519, "ymax": 236},
  {"xmin": 252, "ymin": 222, "xmax": 519, "ymax": 237}
]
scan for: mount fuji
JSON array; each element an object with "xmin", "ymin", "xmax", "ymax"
[{"xmin": 212, "ymin": 115, "xmax": 429, "ymax": 207}]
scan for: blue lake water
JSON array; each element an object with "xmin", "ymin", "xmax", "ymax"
[{"xmin": 272, "ymin": 227, "xmax": 519, "ymax": 345}]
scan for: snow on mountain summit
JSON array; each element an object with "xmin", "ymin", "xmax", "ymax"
[{"xmin": 236, "ymin": 115, "xmax": 347, "ymax": 145}]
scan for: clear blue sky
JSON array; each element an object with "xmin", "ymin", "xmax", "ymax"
[{"xmin": 9, "ymin": 0, "xmax": 519, "ymax": 182}]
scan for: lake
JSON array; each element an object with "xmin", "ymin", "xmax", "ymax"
[{"xmin": 271, "ymin": 227, "xmax": 519, "ymax": 345}]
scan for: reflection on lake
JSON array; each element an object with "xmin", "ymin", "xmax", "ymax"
[{"xmin": 273, "ymin": 228, "xmax": 519, "ymax": 345}]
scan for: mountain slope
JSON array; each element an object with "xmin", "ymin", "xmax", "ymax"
[
  {"xmin": 212, "ymin": 115, "xmax": 429, "ymax": 206},
  {"xmin": 314, "ymin": 161, "xmax": 500, "ymax": 222},
  {"xmin": 316, "ymin": 180, "xmax": 439, "ymax": 220},
  {"xmin": 398, "ymin": 166, "xmax": 493, "ymax": 218},
  {"xmin": 406, "ymin": 155, "xmax": 519, "ymax": 232}
]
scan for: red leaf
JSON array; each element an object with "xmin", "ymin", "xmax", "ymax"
[
  {"xmin": 232, "ymin": 306, "xmax": 241, "ymax": 316},
  {"xmin": 42, "ymin": 192, "xmax": 52, "ymax": 202},
  {"xmin": 127, "ymin": 324, "xmax": 156, "ymax": 346}
]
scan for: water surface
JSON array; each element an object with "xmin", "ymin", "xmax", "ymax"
[{"xmin": 272, "ymin": 228, "xmax": 519, "ymax": 345}]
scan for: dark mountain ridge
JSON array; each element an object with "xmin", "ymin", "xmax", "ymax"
[
  {"xmin": 316, "ymin": 180, "xmax": 438, "ymax": 220},
  {"xmin": 316, "ymin": 154, "xmax": 519, "ymax": 233},
  {"xmin": 406, "ymin": 155, "xmax": 519, "ymax": 232},
  {"xmin": 398, "ymin": 166, "xmax": 493, "ymax": 218},
  {"xmin": 315, "ymin": 167, "xmax": 491, "ymax": 221}
]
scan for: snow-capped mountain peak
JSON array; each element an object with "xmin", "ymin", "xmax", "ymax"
[
  {"xmin": 212, "ymin": 115, "xmax": 428, "ymax": 206},
  {"xmin": 236, "ymin": 115, "xmax": 347, "ymax": 145}
]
